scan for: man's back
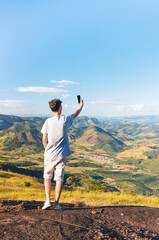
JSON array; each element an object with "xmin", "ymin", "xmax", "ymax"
[{"xmin": 41, "ymin": 115, "xmax": 73, "ymax": 160}]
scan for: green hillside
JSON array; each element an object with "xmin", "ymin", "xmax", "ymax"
[
  {"xmin": 0, "ymin": 115, "xmax": 123, "ymax": 154},
  {"xmin": 0, "ymin": 121, "xmax": 43, "ymax": 151},
  {"xmin": 73, "ymin": 126, "xmax": 124, "ymax": 154},
  {"xmin": 0, "ymin": 114, "xmax": 159, "ymax": 197}
]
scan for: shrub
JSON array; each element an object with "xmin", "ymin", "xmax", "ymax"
[
  {"xmin": 80, "ymin": 177, "xmax": 108, "ymax": 192},
  {"xmin": 66, "ymin": 176, "xmax": 79, "ymax": 187},
  {"xmin": 23, "ymin": 181, "xmax": 31, "ymax": 187}
]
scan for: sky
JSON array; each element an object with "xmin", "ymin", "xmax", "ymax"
[{"xmin": 0, "ymin": 0, "xmax": 159, "ymax": 117}]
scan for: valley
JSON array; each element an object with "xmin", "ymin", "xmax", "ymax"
[{"xmin": 0, "ymin": 114, "xmax": 159, "ymax": 197}]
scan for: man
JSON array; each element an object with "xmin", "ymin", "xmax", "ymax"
[{"xmin": 41, "ymin": 97, "xmax": 84, "ymax": 210}]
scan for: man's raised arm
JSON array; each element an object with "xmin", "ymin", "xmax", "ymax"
[{"xmin": 72, "ymin": 98, "xmax": 84, "ymax": 120}]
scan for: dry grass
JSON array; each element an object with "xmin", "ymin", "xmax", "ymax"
[
  {"xmin": 119, "ymin": 146, "xmax": 152, "ymax": 159},
  {"xmin": 61, "ymin": 190, "xmax": 159, "ymax": 208}
]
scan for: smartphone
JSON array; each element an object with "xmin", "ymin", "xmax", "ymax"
[{"xmin": 77, "ymin": 95, "xmax": 81, "ymax": 104}]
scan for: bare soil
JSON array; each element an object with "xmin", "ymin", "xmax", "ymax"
[{"xmin": 0, "ymin": 201, "xmax": 159, "ymax": 240}]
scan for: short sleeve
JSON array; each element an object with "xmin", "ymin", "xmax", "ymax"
[
  {"xmin": 41, "ymin": 120, "xmax": 48, "ymax": 134},
  {"xmin": 66, "ymin": 115, "xmax": 73, "ymax": 128}
]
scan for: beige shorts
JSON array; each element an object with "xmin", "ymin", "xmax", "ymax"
[{"xmin": 43, "ymin": 158, "xmax": 67, "ymax": 181}]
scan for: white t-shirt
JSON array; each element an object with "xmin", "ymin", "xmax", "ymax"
[{"xmin": 41, "ymin": 115, "xmax": 73, "ymax": 160}]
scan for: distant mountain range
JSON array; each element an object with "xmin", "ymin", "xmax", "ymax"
[
  {"xmin": 99, "ymin": 115, "xmax": 159, "ymax": 125},
  {"xmin": 0, "ymin": 114, "xmax": 46, "ymax": 131},
  {"xmin": 0, "ymin": 114, "xmax": 124, "ymax": 153},
  {"xmin": 0, "ymin": 114, "xmax": 159, "ymax": 154}
]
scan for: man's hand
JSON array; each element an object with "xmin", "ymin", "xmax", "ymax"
[{"xmin": 72, "ymin": 98, "xmax": 84, "ymax": 120}]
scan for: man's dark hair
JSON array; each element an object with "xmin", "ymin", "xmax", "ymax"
[{"xmin": 49, "ymin": 99, "xmax": 62, "ymax": 112}]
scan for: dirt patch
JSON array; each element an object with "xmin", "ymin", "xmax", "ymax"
[{"xmin": 0, "ymin": 201, "xmax": 159, "ymax": 239}]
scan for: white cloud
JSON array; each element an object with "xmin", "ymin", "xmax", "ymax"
[
  {"xmin": 132, "ymin": 104, "xmax": 144, "ymax": 111},
  {"xmin": 64, "ymin": 104, "xmax": 68, "ymax": 108},
  {"xmin": 87, "ymin": 98, "xmax": 122, "ymax": 105},
  {"xmin": 62, "ymin": 94, "xmax": 70, "ymax": 98},
  {"xmin": 0, "ymin": 100, "xmax": 25, "ymax": 107},
  {"xmin": 117, "ymin": 104, "xmax": 145, "ymax": 112},
  {"xmin": 16, "ymin": 86, "xmax": 67, "ymax": 93},
  {"xmin": 116, "ymin": 105, "xmax": 130, "ymax": 112},
  {"xmin": 50, "ymin": 80, "xmax": 79, "ymax": 88},
  {"xmin": 87, "ymin": 100, "xmax": 113, "ymax": 105}
]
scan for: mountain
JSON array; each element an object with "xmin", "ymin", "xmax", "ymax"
[
  {"xmin": 0, "ymin": 114, "xmax": 105, "ymax": 150},
  {"xmin": 0, "ymin": 113, "xmax": 158, "ymax": 154},
  {"xmin": 0, "ymin": 121, "xmax": 42, "ymax": 151},
  {"xmin": 0, "ymin": 114, "xmax": 46, "ymax": 131},
  {"xmin": 72, "ymin": 116, "xmax": 104, "ymax": 128},
  {"xmin": 0, "ymin": 114, "xmax": 103, "ymax": 131},
  {"xmin": 73, "ymin": 125, "xmax": 124, "ymax": 153},
  {"xmin": 0, "ymin": 115, "xmax": 103, "ymax": 151},
  {"xmin": 0, "ymin": 114, "xmax": 24, "ymax": 131},
  {"xmin": 99, "ymin": 115, "xmax": 159, "ymax": 125},
  {"xmin": 0, "ymin": 114, "xmax": 124, "ymax": 153}
]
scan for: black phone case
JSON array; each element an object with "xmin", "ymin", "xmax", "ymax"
[{"xmin": 77, "ymin": 95, "xmax": 81, "ymax": 104}]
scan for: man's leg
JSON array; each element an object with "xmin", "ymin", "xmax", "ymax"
[
  {"xmin": 44, "ymin": 178, "xmax": 51, "ymax": 201},
  {"xmin": 55, "ymin": 180, "xmax": 63, "ymax": 204},
  {"xmin": 54, "ymin": 158, "xmax": 66, "ymax": 205}
]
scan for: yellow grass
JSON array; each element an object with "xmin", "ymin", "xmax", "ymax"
[
  {"xmin": 61, "ymin": 190, "xmax": 159, "ymax": 208},
  {"xmin": 119, "ymin": 146, "xmax": 152, "ymax": 159},
  {"xmin": 0, "ymin": 170, "xmax": 159, "ymax": 208}
]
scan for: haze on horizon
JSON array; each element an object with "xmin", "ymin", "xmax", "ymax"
[{"xmin": 0, "ymin": 1, "xmax": 159, "ymax": 117}]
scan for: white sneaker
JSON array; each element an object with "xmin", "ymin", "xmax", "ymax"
[
  {"xmin": 54, "ymin": 203, "xmax": 62, "ymax": 210},
  {"xmin": 42, "ymin": 200, "xmax": 51, "ymax": 210}
]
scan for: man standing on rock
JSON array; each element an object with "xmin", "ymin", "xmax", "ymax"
[{"xmin": 41, "ymin": 97, "xmax": 84, "ymax": 210}]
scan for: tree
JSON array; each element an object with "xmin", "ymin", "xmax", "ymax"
[
  {"xmin": 80, "ymin": 177, "xmax": 106, "ymax": 191},
  {"xmin": 66, "ymin": 176, "xmax": 79, "ymax": 187}
]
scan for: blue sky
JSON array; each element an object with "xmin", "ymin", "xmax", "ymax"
[{"xmin": 0, "ymin": 0, "xmax": 159, "ymax": 117}]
